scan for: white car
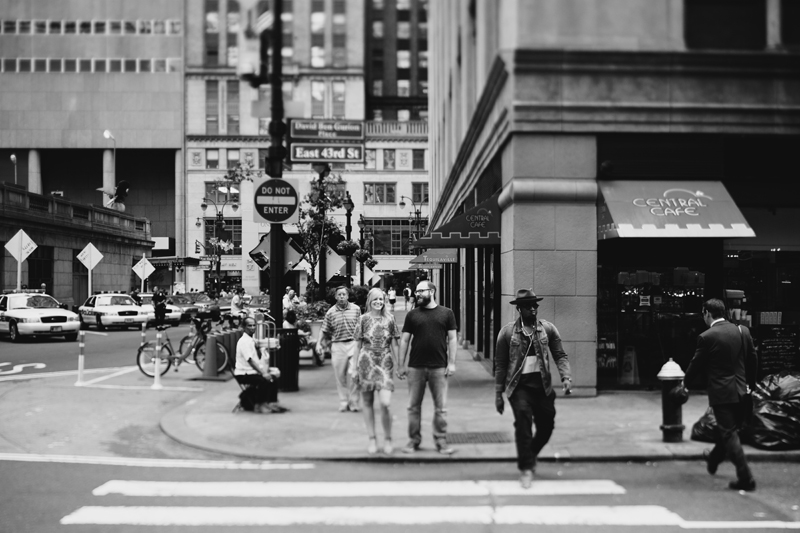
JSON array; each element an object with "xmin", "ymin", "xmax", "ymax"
[
  {"xmin": 139, "ymin": 294, "xmax": 182, "ymax": 326},
  {"xmin": 78, "ymin": 293, "xmax": 148, "ymax": 330},
  {"xmin": 0, "ymin": 291, "xmax": 81, "ymax": 342}
]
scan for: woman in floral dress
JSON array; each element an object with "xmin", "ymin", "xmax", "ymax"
[{"xmin": 353, "ymin": 287, "xmax": 401, "ymax": 455}]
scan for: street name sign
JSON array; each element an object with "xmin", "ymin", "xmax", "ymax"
[
  {"xmin": 5, "ymin": 229, "xmax": 37, "ymax": 262},
  {"xmin": 132, "ymin": 257, "xmax": 155, "ymax": 280},
  {"xmin": 290, "ymin": 120, "xmax": 364, "ymax": 140},
  {"xmin": 290, "ymin": 143, "xmax": 364, "ymax": 163},
  {"xmin": 253, "ymin": 177, "xmax": 300, "ymax": 224}
]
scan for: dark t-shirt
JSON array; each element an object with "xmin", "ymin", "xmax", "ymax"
[{"xmin": 402, "ymin": 305, "xmax": 457, "ymax": 368}]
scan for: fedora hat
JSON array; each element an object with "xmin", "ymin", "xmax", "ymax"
[{"xmin": 509, "ymin": 288, "xmax": 544, "ymax": 305}]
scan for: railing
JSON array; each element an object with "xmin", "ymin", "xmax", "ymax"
[
  {"xmin": 365, "ymin": 121, "xmax": 428, "ymax": 137},
  {"xmin": 0, "ymin": 182, "xmax": 151, "ymax": 239}
]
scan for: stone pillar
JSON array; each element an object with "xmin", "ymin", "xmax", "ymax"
[
  {"xmin": 175, "ymin": 149, "xmax": 185, "ymax": 257},
  {"xmin": 27, "ymin": 149, "xmax": 42, "ymax": 194},
  {"xmin": 498, "ymin": 134, "xmax": 598, "ymax": 396},
  {"xmin": 102, "ymin": 149, "xmax": 115, "ymax": 200}
]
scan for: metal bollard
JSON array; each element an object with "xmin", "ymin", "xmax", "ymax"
[
  {"xmin": 151, "ymin": 330, "xmax": 164, "ymax": 390},
  {"xmin": 141, "ymin": 322, "xmax": 147, "ymax": 346},
  {"xmin": 657, "ymin": 358, "xmax": 687, "ymax": 442},
  {"xmin": 75, "ymin": 330, "xmax": 86, "ymax": 386},
  {"xmin": 203, "ymin": 333, "xmax": 219, "ymax": 378}
]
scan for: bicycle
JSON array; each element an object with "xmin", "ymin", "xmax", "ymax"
[{"xmin": 136, "ymin": 320, "xmax": 229, "ymax": 377}]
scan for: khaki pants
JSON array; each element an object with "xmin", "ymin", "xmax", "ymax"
[{"xmin": 331, "ymin": 340, "xmax": 359, "ymax": 408}]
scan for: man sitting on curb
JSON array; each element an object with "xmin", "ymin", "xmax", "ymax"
[{"xmin": 234, "ymin": 317, "xmax": 288, "ymax": 414}]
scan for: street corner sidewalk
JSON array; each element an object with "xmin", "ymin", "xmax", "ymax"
[{"xmin": 0, "ymin": 366, "xmax": 207, "ymax": 457}]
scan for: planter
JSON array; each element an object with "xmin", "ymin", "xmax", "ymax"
[{"xmin": 308, "ymin": 320, "xmax": 323, "ymax": 340}]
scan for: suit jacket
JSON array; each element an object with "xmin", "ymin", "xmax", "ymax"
[{"xmin": 685, "ymin": 320, "xmax": 757, "ymax": 406}]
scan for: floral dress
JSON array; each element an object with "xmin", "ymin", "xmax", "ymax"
[{"xmin": 353, "ymin": 313, "xmax": 400, "ymax": 392}]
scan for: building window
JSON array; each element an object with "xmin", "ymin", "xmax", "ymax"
[
  {"xmin": 205, "ymin": 218, "xmax": 242, "ymax": 255},
  {"xmin": 138, "ymin": 20, "xmax": 152, "ymax": 34},
  {"xmin": 281, "ymin": 1, "xmax": 294, "ymax": 58},
  {"xmin": 206, "ymin": 149, "xmax": 220, "ymax": 169},
  {"xmin": 78, "ymin": 59, "xmax": 91, "ymax": 72},
  {"xmin": 397, "ymin": 79, "xmax": 410, "ymax": 97},
  {"xmin": 205, "ymin": 0, "xmax": 220, "ymax": 65},
  {"xmin": 169, "ymin": 20, "xmax": 182, "ymax": 34},
  {"xmin": 109, "ymin": 59, "xmax": 122, "ymax": 72},
  {"xmin": 63, "ymin": 21, "xmax": 75, "ymax": 33},
  {"xmin": 3, "ymin": 21, "xmax": 16, "ymax": 33},
  {"xmin": 364, "ymin": 183, "xmax": 396, "ymax": 204},
  {"xmin": 684, "ymin": 0, "xmax": 766, "ymax": 50},
  {"xmin": 79, "ymin": 21, "xmax": 91, "ymax": 34},
  {"xmin": 124, "ymin": 21, "xmax": 136, "ymax": 34},
  {"xmin": 397, "ymin": 109, "xmax": 410, "ymax": 122},
  {"xmin": 368, "ymin": 219, "xmax": 412, "ymax": 255},
  {"xmin": 226, "ymin": 0, "xmax": 240, "ymax": 67},
  {"xmin": 153, "ymin": 59, "xmax": 167, "ymax": 72},
  {"xmin": 64, "ymin": 59, "xmax": 76, "ymax": 72},
  {"xmin": 397, "ymin": 21, "xmax": 410, "ymax": 39},
  {"xmin": 48, "ymin": 59, "xmax": 62, "ymax": 72},
  {"xmin": 412, "ymin": 182, "xmax": 429, "ymax": 203},
  {"xmin": 93, "ymin": 20, "xmax": 106, "ymax": 34},
  {"xmin": 397, "ymin": 0, "xmax": 411, "ymax": 10},
  {"xmin": 49, "ymin": 21, "xmax": 62, "ymax": 34},
  {"xmin": 227, "ymin": 148, "xmax": 240, "ymax": 169},
  {"xmin": 332, "ymin": 81, "xmax": 345, "ymax": 118},
  {"xmin": 311, "ymin": 80, "xmax": 325, "ymax": 117},
  {"xmin": 205, "ymin": 182, "xmax": 240, "ymax": 204},
  {"xmin": 373, "ymin": 21, "xmax": 383, "ymax": 38},
  {"xmin": 227, "ymin": 80, "xmax": 240, "ymax": 134},
  {"xmin": 332, "ymin": 0, "xmax": 347, "ymax": 67},
  {"xmin": 412, "ymin": 149, "xmax": 425, "ymax": 170},
  {"xmin": 373, "ymin": 109, "xmax": 383, "ymax": 121},
  {"xmin": 153, "ymin": 20, "xmax": 166, "ymax": 34},
  {"xmin": 206, "ymin": 80, "xmax": 219, "ymax": 134},
  {"xmin": 310, "ymin": 0, "xmax": 326, "ymax": 68},
  {"xmin": 139, "ymin": 58, "xmax": 151, "ymax": 72},
  {"xmin": 109, "ymin": 21, "xmax": 121, "ymax": 34},
  {"xmin": 93, "ymin": 58, "xmax": 106, "ymax": 72},
  {"xmin": 34, "ymin": 20, "xmax": 47, "ymax": 34},
  {"xmin": 397, "ymin": 50, "xmax": 410, "ymax": 68},
  {"xmin": 34, "ymin": 59, "xmax": 47, "ymax": 72},
  {"xmin": 373, "ymin": 80, "xmax": 383, "ymax": 96},
  {"xmin": 382, "ymin": 149, "xmax": 395, "ymax": 169},
  {"xmin": 124, "ymin": 59, "xmax": 137, "ymax": 72},
  {"xmin": 365, "ymin": 149, "xmax": 377, "ymax": 169}
]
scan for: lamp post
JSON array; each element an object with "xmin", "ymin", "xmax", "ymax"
[
  {"xmin": 311, "ymin": 161, "xmax": 331, "ymax": 298},
  {"xmin": 399, "ymin": 195, "xmax": 427, "ymax": 255},
  {"xmin": 9, "ymin": 154, "xmax": 16, "ymax": 185},
  {"xmin": 342, "ymin": 191, "xmax": 354, "ymax": 286},
  {"xmin": 103, "ymin": 128, "xmax": 116, "ymax": 180},
  {"xmin": 200, "ymin": 190, "xmax": 239, "ymax": 295},
  {"xmin": 357, "ymin": 214, "xmax": 373, "ymax": 286}
]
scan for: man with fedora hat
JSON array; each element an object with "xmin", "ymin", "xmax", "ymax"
[{"xmin": 495, "ymin": 288, "xmax": 572, "ymax": 488}]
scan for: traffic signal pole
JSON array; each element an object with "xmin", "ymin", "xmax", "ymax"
[{"xmin": 267, "ymin": 0, "xmax": 285, "ymax": 324}]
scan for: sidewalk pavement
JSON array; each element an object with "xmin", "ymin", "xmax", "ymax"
[{"xmin": 160, "ymin": 344, "xmax": 800, "ymax": 463}]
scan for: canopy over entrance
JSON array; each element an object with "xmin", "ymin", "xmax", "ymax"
[{"xmin": 414, "ymin": 193, "xmax": 501, "ymax": 248}]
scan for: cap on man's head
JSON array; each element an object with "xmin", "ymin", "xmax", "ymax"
[{"xmin": 509, "ymin": 288, "xmax": 544, "ymax": 305}]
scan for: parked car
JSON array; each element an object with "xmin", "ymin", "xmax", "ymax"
[
  {"xmin": 216, "ymin": 295, "xmax": 233, "ymax": 315},
  {"xmin": 166, "ymin": 294, "xmax": 199, "ymax": 322},
  {"xmin": 0, "ymin": 291, "xmax": 81, "ymax": 342},
  {"xmin": 187, "ymin": 293, "xmax": 220, "ymax": 319},
  {"xmin": 78, "ymin": 292, "xmax": 148, "ymax": 330},
  {"xmin": 139, "ymin": 294, "xmax": 182, "ymax": 326}
]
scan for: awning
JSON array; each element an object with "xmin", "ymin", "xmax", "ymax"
[
  {"xmin": 598, "ymin": 181, "xmax": 755, "ymax": 239},
  {"xmin": 413, "ymin": 193, "xmax": 501, "ymax": 248},
  {"xmin": 149, "ymin": 256, "xmax": 201, "ymax": 268},
  {"xmin": 409, "ymin": 248, "xmax": 458, "ymax": 264}
]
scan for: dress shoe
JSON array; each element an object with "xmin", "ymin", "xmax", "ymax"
[
  {"xmin": 728, "ymin": 479, "xmax": 756, "ymax": 492},
  {"xmin": 703, "ymin": 450, "xmax": 718, "ymax": 475},
  {"xmin": 519, "ymin": 470, "xmax": 534, "ymax": 489}
]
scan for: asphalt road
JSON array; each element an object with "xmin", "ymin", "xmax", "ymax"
[
  {"xmin": 0, "ymin": 458, "xmax": 798, "ymax": 532},
  {"xmin": 0, "ymin": 322, "xmax": 194, "ymax": 377}
]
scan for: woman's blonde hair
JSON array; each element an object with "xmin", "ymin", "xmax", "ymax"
[{"xmin": 365, "ymin": 287, "xmax": 390, "ymax": 318}]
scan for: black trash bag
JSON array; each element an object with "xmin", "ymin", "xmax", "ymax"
[
  {"xmin": 691, "ymin": 406, "xmax": 718, "ymax": 443},
  {"xmin": 745, "ymin": 371, "xmax": 800, "ymax": 450}
]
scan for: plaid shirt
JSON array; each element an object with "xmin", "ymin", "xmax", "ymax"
[{"xmin": 321, "ymin": 302, "xmax": 361, "ymax": 342}]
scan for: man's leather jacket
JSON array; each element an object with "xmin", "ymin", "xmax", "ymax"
[{"xmin": 495, "ymin": 318, "xmax": 571, "ymax": 397}]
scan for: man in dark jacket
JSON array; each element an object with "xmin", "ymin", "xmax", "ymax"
[
  {"xmin": 685, "ymin": 298, "xmax": 757, "ymax": 492},
  {"xmin": 495, "ymin": 288, "xmax": 572, "ymax": 488}
]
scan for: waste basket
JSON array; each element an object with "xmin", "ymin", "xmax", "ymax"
[{"xmin": 272, "ymin": 328, "xmax": 299, "ymax": 392}]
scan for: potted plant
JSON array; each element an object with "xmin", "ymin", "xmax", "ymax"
[
  {"xmin": 365, "ymin": 258, "xmax": 378, "ymax": 270},
  {"xmin": 353, "ymin": 248, "xmax": 371, "ymax": 263},
  {"xmin": 336, "ymin": 239, "xmax": 360, "ymax": 256},
  {"xmin": 297, "ymin": 299, "xmax": 331, "ymax": 339}
]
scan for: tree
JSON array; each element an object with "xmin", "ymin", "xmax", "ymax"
[{"xmin": 294, "ymin": 172, "xmax": 345, "ymax": 300}]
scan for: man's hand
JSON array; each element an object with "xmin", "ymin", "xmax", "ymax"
[
  {"xmin": 563, "ymin": 379, "xmax": 572, "ymax": 395},
  {"xmin": 495, "ymin": 392, "xmax": 504, "ymax": 415},
  {"xmin": 397, "ymin": 365, "xmax": 408, "ymax": 380},
  {"xmin": 445, "ymin": 363, "xmax": 456, "ymax": 377}
]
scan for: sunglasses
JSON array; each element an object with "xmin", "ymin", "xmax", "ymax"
[{"xmin": 517, "ymin": 304, "xmax": 539, "ymax": 310}]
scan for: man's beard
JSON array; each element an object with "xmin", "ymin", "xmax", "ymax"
[{"xmin": 416, "ymin": 295, "xmax": 431, "ymax": 306}]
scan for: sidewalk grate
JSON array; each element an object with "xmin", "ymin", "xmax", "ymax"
[{"xmin": 446, "ymin": 432, "xmax": 513, "ymax": 445}]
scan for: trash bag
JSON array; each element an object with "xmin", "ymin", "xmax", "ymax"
[
  {"xmin": 691, "ymin": 407, "xmax": 718, "ymax": 443},
  {"xmin": 746, "ymin": 371, "xmax": 800, "ymax": 450}
]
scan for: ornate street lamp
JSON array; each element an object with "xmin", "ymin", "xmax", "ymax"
[
  {"xmin": 342, "ymin": 191, "xmax": 355, "ymax": 286},
  {"xmin": 399, "ymin": 195, "xmax": 427, "ymax": 254},
  {"xmin": 200, "ymin": 192, "xmax": 239, "ymax": 295}
]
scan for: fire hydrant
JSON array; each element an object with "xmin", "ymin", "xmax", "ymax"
[{"xmin": 657, "ymin": 358, "xmax": 688, "ymax": 442}]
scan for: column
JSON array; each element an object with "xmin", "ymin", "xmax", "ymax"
[
  {"xmin": 102, "ymin": 149, "xmax": 114, "ymax": 198},
  {"xmin": 27, "ymin": 149, "xmax": 42, "ymax": 195},
  {"xmin": 498, "ymin": 134, "xmax": 598, "ymax": 396},
  {"xmin": 175, "ymin": 149, "xmax": 185, "ymax": 257}
]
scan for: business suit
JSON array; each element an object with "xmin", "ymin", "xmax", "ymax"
[{"xmin": 685, "ymin": 317, "xmax": 757, "ymax": 487}]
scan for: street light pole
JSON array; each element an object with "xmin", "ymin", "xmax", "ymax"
[
  {"xmin": 312, "ymin": 162, "xmax": 331, "ymax": 299},
  {"xmin": 10, "ymin": 154, "xmax": 17, "ymax": 185},
  {"xmin": 201, "ymin": 194, "xmax": 239, "ymax": 296},
  {"xmin": 343, "ymin": 191, "xmax": 354, "ymax": 286}
]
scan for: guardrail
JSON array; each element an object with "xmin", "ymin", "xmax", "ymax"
[
  {"xmin": 365, "ymin": 121, "xmax": 428, "ymax": 137},
  {"xmin": 0, "ymin": 182, "xmax": 150, "ymax": 237}
]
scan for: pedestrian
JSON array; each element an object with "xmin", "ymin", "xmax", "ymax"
[
  {"xmin": 494, "ymin": 288, "xmax": 572, "ymax": 488},
  {"xmin": 387, "ymin": 286, "xmax": 396, "ymax": 313},
  {"xmin": 233, "ymin": 317, "xmax": 287, "ymax": 413},
  {"xmin": 318, "ymin": 286, "xmax": 361, "ymax": 412},
  {"xmin": 403, "ymin": 284, "xmax": 412, "ymax": 310},
  {"xmin": 397, "ymin": 281, "xmax": 458, "ymax": 455},
  {"xmin": 353, "ymin": 288, "xmax": 401, "ymax": 455},
  {"xmin": 684, "ymin": 298, "xmax": 757, "ymax": 492},
  {"xmin": 130, "ymin": 287, "xmax": 142, "ymax": 306},
  {"xmin": 152, "ymin": 286, "xmax": 167, "ymax": 325}
]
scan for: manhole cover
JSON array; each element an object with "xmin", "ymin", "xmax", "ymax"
[{"xmin": 446, "ymin": 432, "xmax": 513, "ymax": 445}]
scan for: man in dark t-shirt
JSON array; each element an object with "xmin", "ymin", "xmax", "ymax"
[{"xmin": 398, "ymin": 280, "xmax": 458, "ymax": 455}]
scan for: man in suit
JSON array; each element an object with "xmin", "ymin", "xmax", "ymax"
[{"xmin": 685, "ymin": 298, "xmax": 757, "ymax": 491}]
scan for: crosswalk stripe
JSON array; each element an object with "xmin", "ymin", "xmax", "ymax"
[
  {"xmin": 0, "ymin": 453, "xmax": 314, "ymax": 470},
  {"xmin": 93, "ymin": 479, "xmax": 626, "ymax": 498}
]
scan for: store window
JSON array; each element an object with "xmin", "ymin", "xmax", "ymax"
[
  {"xmin": 206, "ymin": 149, "xmax": 220, "ymax": 169},
  {"xmin": 364, "ymin": 183, "xmax": 395, "ymax": 204},
  {"xmin": 412, "ymin": 183, "xmax": 428, "ymax": 203}
]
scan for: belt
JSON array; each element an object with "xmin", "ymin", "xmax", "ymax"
[{"xmin": 332, "ymin": 339, "xmax": 354, "ymax": 343}]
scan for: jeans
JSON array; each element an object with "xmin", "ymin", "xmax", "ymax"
[
  {"xmin": 509, "ymin": 374, "xmax": 556, "ymax": 471},
  {"xmin": 331, "ymin": 341, "xmax": 359, "ymax": 408},
  {"xmin": 407, "ymin": 366, "xmax": 448, "ymax": 446},
  {"xmin": 710, "ymin": 400, "xmax": 754, "ymax": 482}
]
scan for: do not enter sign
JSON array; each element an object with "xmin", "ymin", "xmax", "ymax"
[{"xmin": 253, "ymin": 177, "xmax": 300, "ymax": 224}]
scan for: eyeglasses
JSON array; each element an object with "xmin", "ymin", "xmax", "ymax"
[
  {"xmin": 415, "ymin": 289, "xmax": 431, "ymax": 294},
  {"xmin": 517, "ymin": 305, "xmax": 539, "ymax": 310}
]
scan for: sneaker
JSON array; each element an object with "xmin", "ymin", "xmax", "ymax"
[
  {"xmin": 348, "ymin": 404, "xmax": 361, "ymax": 412},
  {"xmin": 402, "ymin": 442, "xmax": 419, "ymax": 454},
  {"xmin": 519, "ymin": 469, "xmax": 534, "ymax": 489},
  {"xmin": 436, "ymin": 443, "xmax": 456, "ymax": 455},
  {"xmin": 728, "ymin": 479, "xmax": 756, "ymax": 492},
  {"xmin": 338, "ymin": 403, "xmax": 349, "ymax": 412}
]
